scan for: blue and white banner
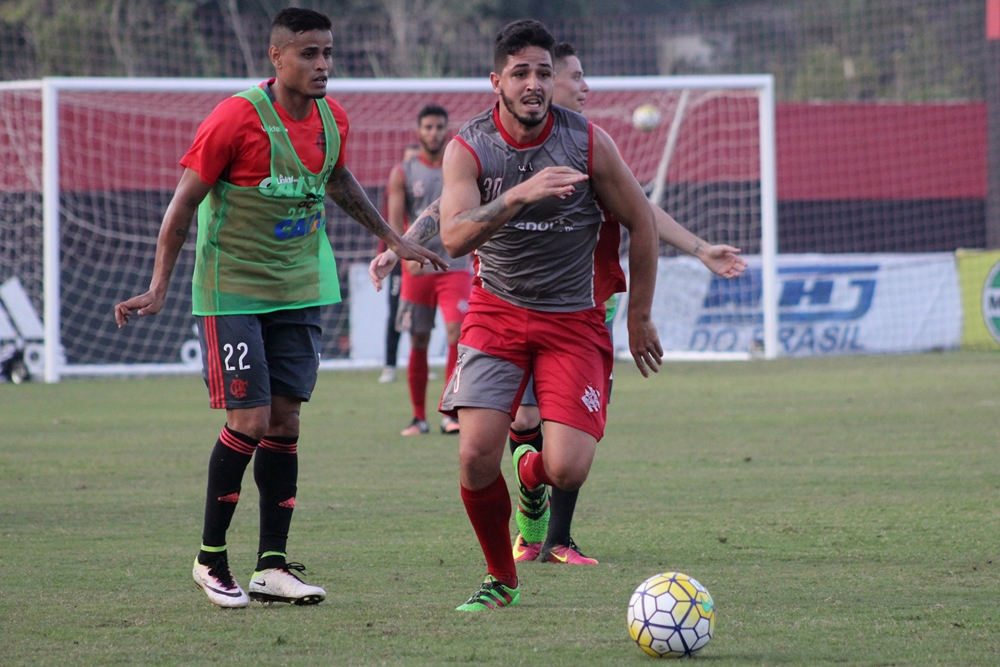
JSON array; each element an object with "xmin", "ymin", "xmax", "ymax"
[{"xmin": 614, "ymin": 253, "xmax": 962, "ymax": 358}]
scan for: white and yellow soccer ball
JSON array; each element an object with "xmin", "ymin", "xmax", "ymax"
[
  {"xmin": 631, "ymin": 104, "xmax": 661, "ymax": 131},
  {"xmin": 627, "ymin": 572, "xmax": 715, "ymax": 658}
]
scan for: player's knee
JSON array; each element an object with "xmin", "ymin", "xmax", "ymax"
[
  {"xmin": 266, "ymin": 398, "xmax": 302, "ymax": 438},
  {"xmin": 547, "ymin": 465, "xmax": 588, "ymax": 492},
  {"xmin": 511, "ymin": 406, "xmax": 540, "ymax": 431},
  {"xmin": 229, "ymin": 418, "xmax": 268, "ymax": 441},
  {"xmin": 267, "ymin": 414, "xmax": 300, "ymax": 438},
  {"xmin": 458, "ymin": 435, "xmax": 500, "ymax": 468},
  {"xmin": 411, "ymin": 332, "xmax": 431, "ymax": 350}
]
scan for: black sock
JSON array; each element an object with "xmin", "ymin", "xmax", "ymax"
[
  {"xmin": 545, "ymin": 486, "xmax": 579, "ymax": 547},
  {"xmin": 254, "ymin": 436, "xmax": 298, "ymax": 569},
  {"xmin": 508, "ymin": 423, "xmax": 543, "ymax": 456},
  {"xmin": 200, "ymin": 426, "xmax": 257, "ymax": 556}
]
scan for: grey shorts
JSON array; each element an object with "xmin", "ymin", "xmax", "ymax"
[
  {"xmin": 197, "ymin": 307, "xmax": 322, "ymax": 410},
  {"xmin": 439, "ymin": 345, "xmax": 530, "ymax": 417},
  {"xmin": 395, "ymin": 299, "xmax": 436, "ymax": 335}
]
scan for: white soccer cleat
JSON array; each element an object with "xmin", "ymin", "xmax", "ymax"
[
  {"xmin": 192, "ymin": 557, "xmax": 249, "ymax": 608},
  {"xmin": 248, "ymin": 563, "xmax": 326, "ymax": 605},
  {"xmin": 378, "ymin": 366, "xmax": 396, "ymax": 383}
]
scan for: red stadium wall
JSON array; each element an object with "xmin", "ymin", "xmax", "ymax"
[
  {"xmin": 0, "ymin": 94, "xmax": 986, "ymax": 199},
  {"xmin": 777, "ymin": 103, "xmax": 986, "ymax": 201},
  {"xmin": 0, "ymin": 93, "xmax": 988, "ymax": 252}
]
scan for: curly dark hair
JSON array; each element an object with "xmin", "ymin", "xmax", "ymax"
[{"xmin": 493, "ymin": 19, "xmax": 555, "ymax": 73}]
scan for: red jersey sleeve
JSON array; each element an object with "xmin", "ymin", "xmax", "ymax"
[
  {"xmin": 327, "ymin": 97, "xmax": 349, "ymax": 170},
  {"xmin": 180, "ymin": 96, "xmax": 258, "ymax": 186},
  {"xmin": 180, "ymin": 92, "xmax": 349, "ymax": 186}
]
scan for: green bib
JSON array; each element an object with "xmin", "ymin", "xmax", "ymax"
[
  {"xmin": 605, "ymin": 294, "xmax": 619, "ymax": 323},
  {"xmin": 191, "ymin": 85, "xmax": 342, "ymax": 315}
]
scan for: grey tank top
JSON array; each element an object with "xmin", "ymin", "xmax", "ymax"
[
  {"xmin": 456, "ymin": 104, "xmax": 606, "ymax": 312},
  {"xmin": 401, "ymin": 156, "xmax": 467, "ymax": 271}
]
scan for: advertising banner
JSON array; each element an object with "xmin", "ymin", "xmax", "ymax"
[
  {"xmin": 614, "ymin": 253, "xmax": 962, "ymax": 358},
  {"xmin": 955, "ymin": 249, "xmax": 1000, "ymax": 350}
]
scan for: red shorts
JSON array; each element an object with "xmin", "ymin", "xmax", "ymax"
[
  {"xmin": 440, "ymin": 287, "xmax": 613, "ymax": 440},
  {"xmin": 400, "ymin": 269, "xmax": 472, "ymax": 323}
]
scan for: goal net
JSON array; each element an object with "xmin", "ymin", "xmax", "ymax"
[{"xmin": 0, "ymin": 76, "xmax": 777, "ymax": 381}]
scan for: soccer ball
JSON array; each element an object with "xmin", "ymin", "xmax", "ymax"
[
  {"xmin": 631, "ymin": 104, "xmax": 661, "ymax": 131},
  {"xmin": 627, "ymin": 572, "xmax": 715, "ymax": 658}
]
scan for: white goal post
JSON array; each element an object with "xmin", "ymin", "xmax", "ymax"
[{"xmin": 2, "ymin": 74, "xmax": 777, "ymax": 382}]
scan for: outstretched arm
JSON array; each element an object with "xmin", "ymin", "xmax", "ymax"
[
  {"xmin": 653, "ymin": 206, "xmax": 747, "ymax": 279},
  {"xmin": 369, "ymin": 199, "xmax": 442, "ymax": 290},
  {"xmin": 326, "ymin": 164, "xmax": 448, "ymax": 271},
  {"xmin": 589, "ymin": 126, "xmax": 663, "ymax": 377},
  {"xmin": 439, "ymin": 140, "xmax": 589, "ymax": 258},
  {"xmin": 115, "ymin": 168, "xmax": 210, "ymax": 328}
]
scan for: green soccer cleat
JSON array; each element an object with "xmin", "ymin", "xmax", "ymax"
[
  {"xmin": 455, "ymin": 575, "xmax": 520, "ymax": 611},
  {"xmin": 511, "ymin": 444, "xmax": 549, "ymax": 544}
]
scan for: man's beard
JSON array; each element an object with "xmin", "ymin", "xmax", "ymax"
[
  {"xmin": 420, "ymin": 137, "xmax": 446, "ymax": 154},
  {"xmin": 500, "ymin": 90, "xmax": 549, "ymax": 128}
]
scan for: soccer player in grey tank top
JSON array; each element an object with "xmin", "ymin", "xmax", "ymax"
[{"xmin": 437, "ymin": 19, "xmax": 663, "ymax": 611}]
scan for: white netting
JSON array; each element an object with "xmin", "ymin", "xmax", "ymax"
[{"xmin": 0, "ymin": 77, "xmax": 773, "ymax": 373}]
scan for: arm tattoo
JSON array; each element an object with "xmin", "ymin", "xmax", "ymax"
[
  {"xmin": 326, "ymin": 168, "xmax": 392, "ymax": 237},
  {"xmin": 453, "ymin": 197, "xmax": 516, "ymax": 251},
  {"xmin": 464, "ymin": 197, "xmax": 513, "ymax": 224},
  {"xmin": 404, "ymin": 201, "xmax": 441, "ymax": 245},
  {"xmin": 692, "ymin": 240, "xmax": 703, "ymax": 255}
]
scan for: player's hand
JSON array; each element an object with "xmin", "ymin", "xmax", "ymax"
[
  {"xmin": 697, "ymin": 245, "xmax": 747, "ymax": 279},
  {"xmin": 114, "ymin": 290, "xmax": 165, "ymax": 328},
  {"xmin": 510, "ymin": 166, "xmax": 589, "ymax": 205},
  {"xmin": 628, "ymin": 317, "xmax": 663, "ymax": 378},
  {"xmin": 369, "ymin": 250, "xmax": 399, "ymax": 291},
  {"xmin": 388, "ymin": 237, "xmax": 449, "ymax": 273},
  {"xmin": 404, "ymin": 259, "xmax": 432, "ymax": 277}
]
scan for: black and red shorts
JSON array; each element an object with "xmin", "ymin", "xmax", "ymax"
[{"xmin": 197, "ymin": 307, "xmax": 322, "ymax": 410}]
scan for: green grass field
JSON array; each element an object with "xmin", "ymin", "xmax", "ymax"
[{"xmin": 2, "ymin": 352, "xmax": 999, "ymax": 666}]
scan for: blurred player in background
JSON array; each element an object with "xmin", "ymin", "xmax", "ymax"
[
  {"xmin": 386, "ymin": 105, "xmax": 472, "ymax": 435},
  {"xmin": 378, "ymin": 144, "xmax": 421, "ymax": 384},
  {"xmin": 114, "ymin": 7, "xmax": 444, "ymax": 609}
]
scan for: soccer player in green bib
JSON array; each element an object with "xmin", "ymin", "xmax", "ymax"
[{"xmin": 115, "ymin": 8, "xmax": 445, "ymax": 609}]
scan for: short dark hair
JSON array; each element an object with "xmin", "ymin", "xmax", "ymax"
[
  {"xmin": 553, "ymin": 42, "xmax": 576, "ymax": 63},
  {"xmin": 417, "ymin": 104, "xmax": 449, "ymax": 124},
  {"xmin": 493, "ymin": 20, "xmax": 555, "ymax": 74},
  {"xmin": 271, "ymin": 7, "xmax": 332, "ymax": 36}
]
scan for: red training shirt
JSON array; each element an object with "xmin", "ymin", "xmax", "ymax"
[{"xmin": 181, "ymin": 79, "xmax": 349, "ymax": 187}]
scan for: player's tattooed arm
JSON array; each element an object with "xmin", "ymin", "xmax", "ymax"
[
  {"xmin": 328, "ymin": 165, "xmax": 449, "ymax": 271},
  {"xmin": 368, "ymin": 200, "xmax": 445, "ymax": 290},
  {"xmin": 442, "ymin": 136, "xmax": 585, "ymax": 255},
  {"xmin": 405, "ymin": 200, "xmax": 442, "ymax": 245},
  {"xmin": 326, "ymin": 165, "xmax": 395, "ymax": 239},
  {"xmin": 448, "ymin": 197, "xmax": 516, "ymax": 252}
]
